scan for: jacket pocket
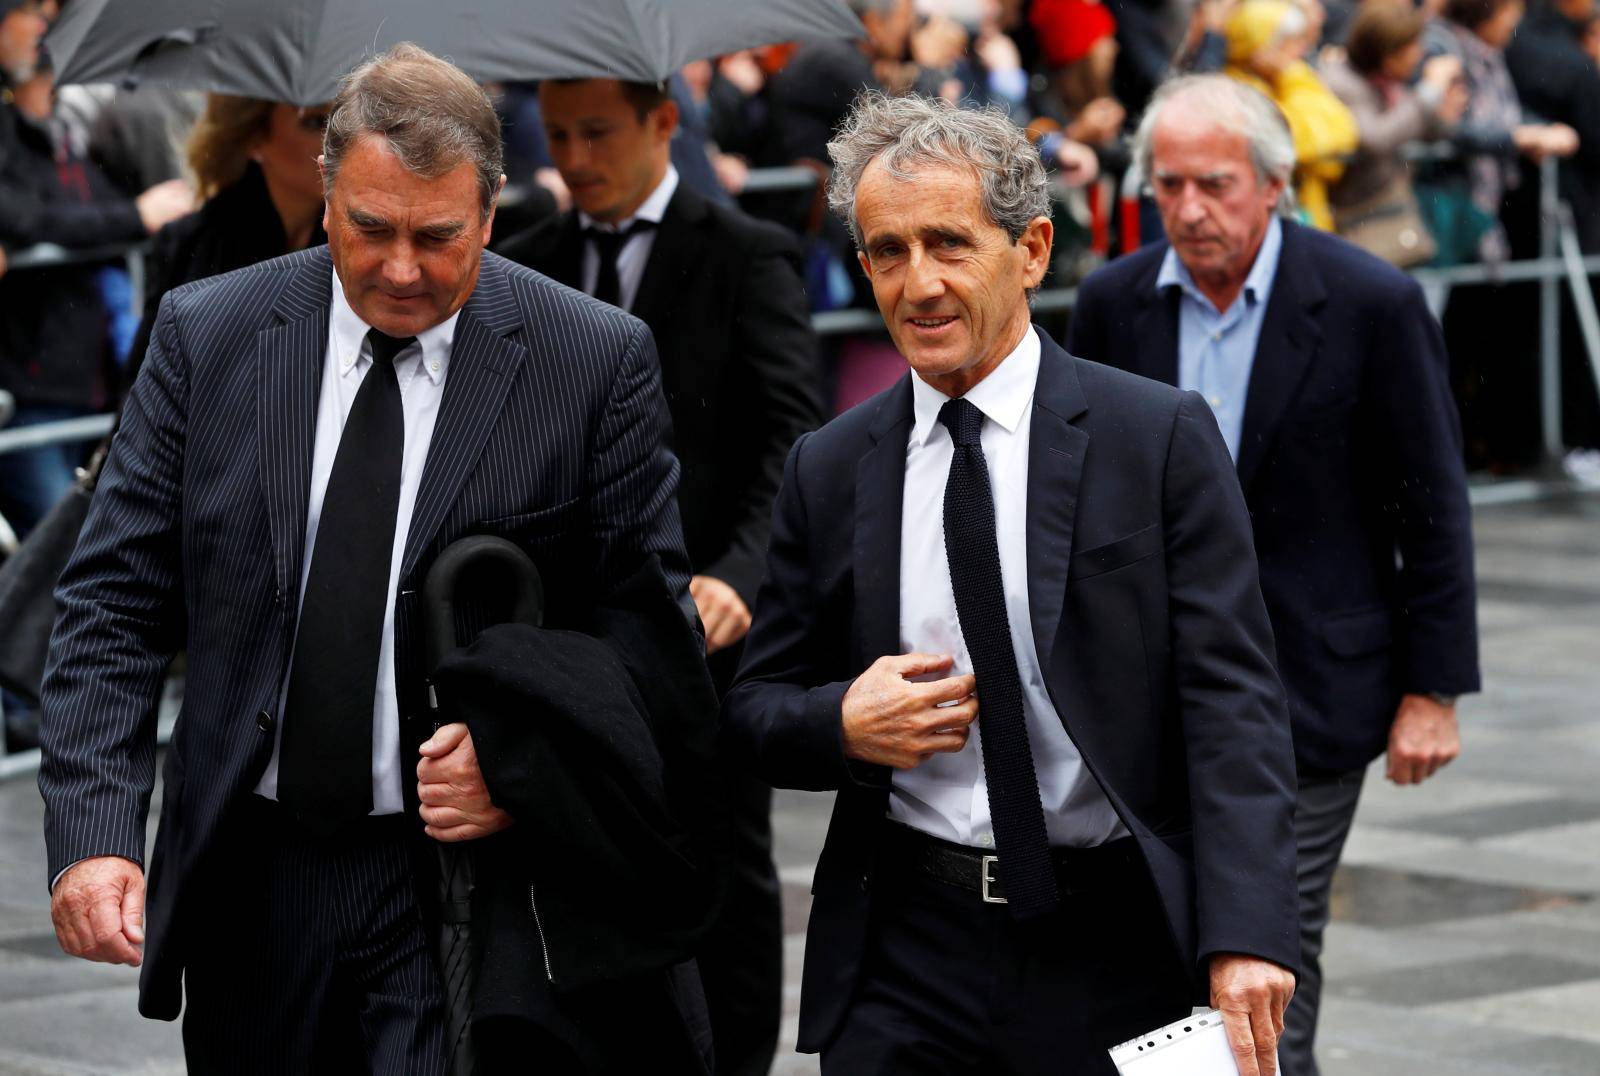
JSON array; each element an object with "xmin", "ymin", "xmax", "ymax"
[
  {"xmin": 1320, "ymin": 607, "xmax": 1393, "ymax": 657},
  {"xmin": 478, "ymin": 497, "xmax": 581, "ymax": 535},
  {"xmin": 1069, "ymin": 524, "xmax": 1162, "ymax": 582}
]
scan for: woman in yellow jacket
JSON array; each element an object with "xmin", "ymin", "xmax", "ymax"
[{"xmin": 1224, "ymin": 0, "xmax": 1359, "ymax": 229}]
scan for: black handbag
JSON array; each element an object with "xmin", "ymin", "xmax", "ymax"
[{"xmin": 0, "ymin": 438, "xmax": 108, "ymax": 704}]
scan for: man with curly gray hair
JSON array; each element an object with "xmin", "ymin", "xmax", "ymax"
[{"xmin": 725, "ymin": 90, "xmax": 1300, "ymax": 1074}]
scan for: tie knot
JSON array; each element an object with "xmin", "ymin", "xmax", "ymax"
[
  {"xmin": 938, "ymin": 396, "xmax": 985, "ymax": 447},
  {"xmin": 586, "ymin": 218, "xmax": 656, "ymax": 253},
  {"xmin": 366, "ymin": 329, "xmax": 416, "ymax": 367}
]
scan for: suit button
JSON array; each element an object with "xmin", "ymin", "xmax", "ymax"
[
  {"xmin": 859, "ymin": 873, "xmax": 871, "ymax": 893},
  {"xmin": 256, "ymin": 710, "xmax": 275, "ymax": 733}
]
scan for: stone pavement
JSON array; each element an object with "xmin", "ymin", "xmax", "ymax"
[{"xmin": 1, "ymin": 495, "xmax": 1598, "ymax": 1074}]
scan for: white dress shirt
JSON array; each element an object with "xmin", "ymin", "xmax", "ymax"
[
  {"xmin": 578, "ymin": 164, "xmax": 679, "ymax": 312},
  {"xmin": 254, "ymin": 273, "xmax": 460, "ymax": 814},
  {"xmin": 891, "ymin": 326, "xmax": 1128, "ymax": 849}
]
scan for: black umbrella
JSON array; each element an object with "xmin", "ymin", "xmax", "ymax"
[
  {"xmin": 46, "ymin": 0, "xmax": 862, "ymax": 106},
  {"xmin": 422, "ymin": 535, "xmax": 544, "ymax": 1076}
]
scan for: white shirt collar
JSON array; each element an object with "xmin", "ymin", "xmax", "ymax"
[
  {"xmin": 909, "ymin": 324, "xmax": 1041, "ymax": 449},
  {"xmin": 1156, "ymin": 215, "xmax": 1284, "ymax": 313},
  {"xmin": 578, "ymin": 164, "xmax": 679, "ymax": 233},
  {"xmin": 329, "ymin": 269, "xmax": 460, "ymax": 386}
]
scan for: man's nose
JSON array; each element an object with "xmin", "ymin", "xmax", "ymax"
[
  {"xmin": 903, "ymin": 247, "xmax": 944, "ymax": 303},
  {"xmin": 383, "ymin": 248, "xmax": 422, "ymax": 288}
]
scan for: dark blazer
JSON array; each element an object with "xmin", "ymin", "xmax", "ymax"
[
  {"xmin": 0, "ymin": 102, "xmax": 145, "ymax": 409},
  {"xmin": 497, "ymin": 182, "xmax": 821, "ymax": 611},
  {"xmin": 1067, "ymin": 221, "xmax": 1480, "ymax": 773},
  {"xmin": 722, "ymin": 330, "xmax": 1300, "ymax": 1053},
  {"xmin": 38, "ymin": 246, "xmax": 692, "ymax": 1020}
]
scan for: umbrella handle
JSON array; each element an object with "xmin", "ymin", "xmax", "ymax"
[{"xmin": 422, "ymin": 535, "xmax": 544, "ymax": 675}]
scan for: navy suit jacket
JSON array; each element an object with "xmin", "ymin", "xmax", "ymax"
[
  {"xmin": 1068, "ymin": 221, "xmax": 1480, "ymax": 773},
  {"xmin": 37, "ymin": 247, "xmax": 691, "ymax": 1019},
  {"xmin": 723, "ymin": 330, "xmax": 1300, "ymax": 1053}
]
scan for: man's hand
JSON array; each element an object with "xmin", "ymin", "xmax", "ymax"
[
  {"xmin": 417, "ymin": 723, "xmax": 514, "ymax": 842},
  {"xmin": 1210, "ymin": 953, "xmax": 1296, "ymax": 1075},
  {"xmin": 51, "ymin": 856, "xmax": 145, "ymax": 966},
  {"xmin": 1385, "ymin": 693, "xmax": 1460, "ymax": 785},
  {"xmin": 690, "ymin": 574, "xmax": 753, "ymax": 654},
  {"xmin": 841, "ymin": 653, "xmax": 977, "ymax": 769}
]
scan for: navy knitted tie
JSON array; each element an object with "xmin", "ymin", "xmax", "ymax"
[
  {"xmin": 278, "ymin": 329, "xmax": 414, "ymax": 832},
  {"xmin": 938, "ymin": 396, "xmax": 1058, "ymax": 918}
]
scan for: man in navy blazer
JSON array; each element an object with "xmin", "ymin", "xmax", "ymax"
[
  {"xmin": 1068, "ymin": 76, "xmax": 1480, "ymax": 1076},
  {"xmin": 38, "ymin": 46, "xmax": 700, "ymax": 1073},
  {"xmin": 724, "ymin": 92, "xmax": 1299, "ymax": 1075}
]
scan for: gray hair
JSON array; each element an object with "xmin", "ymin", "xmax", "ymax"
[
  {"xmin": 826, "ymin": 91, "xmax": 1051, "ymax": 249},
  {"xmin": 323, "ymin": 42, "xmax": 504, "ymax": 218},
  {"xmin": 1131, "ymin": 75, "xmax": 1297, "ymax": 215}
]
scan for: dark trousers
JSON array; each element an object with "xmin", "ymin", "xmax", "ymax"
[
  {"xmin": 182, "ymin": 797, "xmax": 447, "ymax": 1075},
  {"xmin": 1280, "ymin": 767, "xmax": 1366, "ymax": 1076},
  {"xmin": 698, "ymin": 772, "xmax": 782, "ymax": 1076},
  {"xmin": 822, "ymin": 834, "xmax": 1192, "ymax": 1075}
]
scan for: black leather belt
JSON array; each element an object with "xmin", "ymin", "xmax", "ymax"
[{"xmin": 881, "ymin": 821, "xmax": 1139, "ymax": 904}]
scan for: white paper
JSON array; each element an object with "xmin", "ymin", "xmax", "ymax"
[{"xmin": 1109, "ymin": 1009, "xmax": 1247, "ymax": 1075}]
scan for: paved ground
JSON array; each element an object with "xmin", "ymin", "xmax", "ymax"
[{"xmin": 1, "ymin": 495, "xmax": 1598, "ymax": 1074}]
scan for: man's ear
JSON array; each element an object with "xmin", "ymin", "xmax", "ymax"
[
  {"xmin": 1019, "ymin": 215, "xmax": 1053, "ymax": 291},
  {"xmin": 857, "ymin": 249, "xmax": 872, "ymax": 278},
  {"xmin": 653, "ymin": 97, "xmax": 680, "ymax": 144}
]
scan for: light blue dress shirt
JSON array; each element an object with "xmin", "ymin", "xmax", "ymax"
[{"xmin": 1155, "ymin": 217, "xmax": 1284, "ymax": 461}]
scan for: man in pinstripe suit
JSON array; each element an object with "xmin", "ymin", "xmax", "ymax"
[{"xmin": 37, "ymin": 45, "xmax": 694, "ymax": 1073}]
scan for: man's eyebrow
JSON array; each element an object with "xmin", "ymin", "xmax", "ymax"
[
  {"xmin": 346, "ymin": 207, "xmax": 388, "ymax": 228},
  {"xmin": 418, "ymin": 221, "xmax": 467, "ymax": 238}
]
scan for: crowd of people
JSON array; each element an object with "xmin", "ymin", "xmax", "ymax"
[
  {"xmin": 0, "ymin": 0, "xmax": 1591, "ymax": 1074},
  {"xmin": 3, "ymin": 0, "xmax": 1600, "ymax": 513}
]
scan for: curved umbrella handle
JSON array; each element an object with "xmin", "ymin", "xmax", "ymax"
[{"xmin": 422, "ymin": 534, "xmax": 544, "ymax": 674}]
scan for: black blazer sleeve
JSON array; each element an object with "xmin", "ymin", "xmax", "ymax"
[
  {"xmin": 706, "ymin": 230, "xmax": 821, "ymax": 605},
  {"xmin": 1372, "ymin": 280, "xmax": 1480, "ymax": 696},
  {"xmin": 38, "ymin": 292, "xmax": 189, "ymax": 883},
  {"xmin": 588, "ymin": 320, "xmax": 696, "ymax": 603},
  {"xmin": 721, "ymin": 435, "xmax": 858, "ymax": 792},
  {"xmin": 1163, "ymin": 392, "xmax": 1301, "ymax": 974}
]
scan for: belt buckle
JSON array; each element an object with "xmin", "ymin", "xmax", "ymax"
[{"xmin": 980, "ymin": 855, "xmax": 1007, "ymax": 904}]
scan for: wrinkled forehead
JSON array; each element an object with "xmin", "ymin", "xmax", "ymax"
[{"xmin": 1149, "ymin": 108, "xmax": 1256, "ymax": 177}]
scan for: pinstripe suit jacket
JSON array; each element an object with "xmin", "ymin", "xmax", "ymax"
[{"xmin": 37, "ymin": 246, "xmax": 691, "ymax": 1019}]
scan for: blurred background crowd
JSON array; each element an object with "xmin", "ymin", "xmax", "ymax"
[{"xmin": 2, "ymin": 0, "xmax": 1600, "ymax": 691}]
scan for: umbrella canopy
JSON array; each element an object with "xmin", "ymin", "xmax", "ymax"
[{"xmin": 46, "ymin": 0, "xmax": 861, "ymax": 106}]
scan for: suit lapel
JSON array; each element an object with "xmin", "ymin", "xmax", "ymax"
[
  {"xmin": 629, "ymin": 187, "xmax": 707, "ymax": 335},
  {"xmin": 1129, "ymin": 253, "xmax": 1181, "ymax": 387},
  {"xmin": 399, "ymin": 256, "xmax": 527, "ymax": 582},
  {"xmin": 257, "ymin": 250, "xmax": 333, "ymax": 611},
  {"xmin": 1026, "ymin": 331, "xmax": 1090, "ymax": 669},
  {"xmin": 1236, "ymin": 223, "xmax": 1325, "ymax": 491},
  {"xmin": 854, "ymin": 377, "xmax": 913, "ymax": 667},
  {"xmin": 547, "ymin": 212, "xmax": 585, "ymax": 291}
]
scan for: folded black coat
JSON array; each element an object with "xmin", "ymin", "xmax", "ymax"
[{"xmin": 432, "ymin": 559, "xmax": 726, "ymax": 1071}]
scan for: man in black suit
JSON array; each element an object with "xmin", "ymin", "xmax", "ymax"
[
  {"xmin": 497, "ymin": 76, "xmax": 820, "ymax": 1076},
  {"xmin": 39, "ymin": 45, "xmax": 708, "ymax": 1073},
  {"xmin": 724, "ymin": 91, "xmax": 1299, "ymax": 1075},
  {"xmin": 1068, "ymin": 75, "xmax": 1480, "ymax": 1076}
]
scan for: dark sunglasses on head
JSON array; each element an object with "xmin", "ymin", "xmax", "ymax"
[{"xmin": 297, "ymin": 110, "xmax": 330, "ymax": 133}]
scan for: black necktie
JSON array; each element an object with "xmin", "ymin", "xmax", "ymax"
[
  {"xmin": 586, "ymin": 219, "xmax": 656, "ymax": 308},
  {"xmin": 278, "ymin": 328, "xmax": 415, "ymax": 833},
  {"xmin": 938, "ymin": 397, "xmax": 1058, "ymax": 919}
]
